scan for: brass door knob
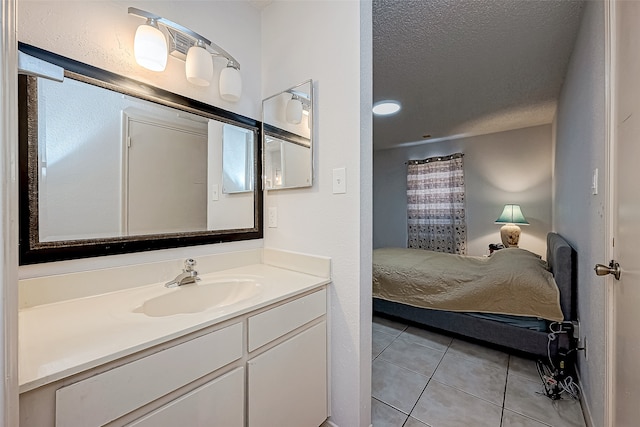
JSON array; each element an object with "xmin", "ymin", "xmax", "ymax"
[{"xmin": 594, "ymin": 261, "xmax": 621, "ymax": 280}]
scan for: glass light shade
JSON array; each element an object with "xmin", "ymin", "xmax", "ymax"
[
  {"xmin": 134, "ymin": 23, "xmax": 168, "ymax": 72},
  {"xmin": 219, "ymin": 66, "xmax": 242, "ymax": 102},
  {"xmin": 495, "ymin": 204, "xmax": 529, "ymax": 225},
  {"xmin": 286, "ymin": 98, "xmax": 303, "ymax": 124},
  {"xmin": 185, "ymin": 45, "xmax": 213, "ymax": 86}
]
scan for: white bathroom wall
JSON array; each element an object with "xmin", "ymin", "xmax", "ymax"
[
  {"xmin": 17, "ymin": 1, "xmax": 264, "ymax": 278},
  {"xmin": 374, "ymin": 125, "xmax": 553, "ymax": 257},
  {"xmin": 19, "ymin": 0, "xmax": 262, "ymax": 120},
  {"xmin": 261, "ymin": 1, "xmax": 372, "ymax": 426}
]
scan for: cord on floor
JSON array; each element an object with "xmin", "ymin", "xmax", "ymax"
[{"xmin": 536, "ymin": 322, "xmax": 581, "ymax": 401}]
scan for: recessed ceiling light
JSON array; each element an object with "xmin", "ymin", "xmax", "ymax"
[{"xmin": 373, "ymin": 100, "xmax": 401, "ymax": 116}]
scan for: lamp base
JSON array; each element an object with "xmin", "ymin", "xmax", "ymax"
[{"xmin": 500, "ymin": 224, "xmax": 521, "ymax": 247}]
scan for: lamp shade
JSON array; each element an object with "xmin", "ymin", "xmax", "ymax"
[
  {"xmin": 219, "ymin": 66, "xmax": 242, "ymax": 102},
  {"xmin": 286, "ymin": 97, "xmax": 303, "ymax": 124},
  {"xmin": 134, "ymin": 21, "xmax": 167, "ymax": 72},
  {"xmin": 495, "ymin": 204, "xmax": 529, "ymax": 225},
  {"xmin": 185, "ymin": 44, "xmax": 213, "ymax": 86}
]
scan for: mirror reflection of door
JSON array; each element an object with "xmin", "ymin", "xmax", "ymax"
[
  {"xmin": 124, "ymin": 115, "xmax": 208, "ymax": 235},
  {"xmin": 264, "ymin": 136, "xmax": 283, "ymax": 188}
]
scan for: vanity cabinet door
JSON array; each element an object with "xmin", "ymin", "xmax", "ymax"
[
  {"xmin": 248, "ymin": 321, "xmax": 327, "ymax": 427},
  {"xmin": 127, "ymin": 367, "xmax": 244, "ymax": 427}
]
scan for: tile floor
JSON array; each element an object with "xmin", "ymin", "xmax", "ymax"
[{"xmin": 372, "ymin": 316, "xmax": 586, "ymax": 427}]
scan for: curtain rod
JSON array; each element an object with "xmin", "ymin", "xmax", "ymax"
[{"xmin": 405, "ymin": 152, "xmax": 464, "ymax": 165}]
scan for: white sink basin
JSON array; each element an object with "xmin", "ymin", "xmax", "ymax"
[{"xmin": 135, "ymin": 278, "xmax": 262, "ymax": 317}]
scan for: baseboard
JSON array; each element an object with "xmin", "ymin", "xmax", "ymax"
[
  {"xmin": 321, "ymin": 423, "xmax": 370, "ymax": 427},
  {"xmin": 575, "ymin": 369, "xmax": 595, "ymax": 427},
  {"xmin": 321, "ymin": 422, "xmax": 370, "ymax": 427}
]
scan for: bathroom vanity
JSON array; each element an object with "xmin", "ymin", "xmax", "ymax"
[
  {"xmin": 18, "ymin": 249, "xmax": 330, "ymax": 427},
  {"xmin": 17, "ymin": 45, "xmax": 328, "ymax": 427}
]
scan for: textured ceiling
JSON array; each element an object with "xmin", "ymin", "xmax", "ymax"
[{"xmin": 373, "ymin": 0, "xmax": 585, "ymax": 150}]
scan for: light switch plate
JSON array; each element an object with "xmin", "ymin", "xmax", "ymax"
[
  {"xmin": 212, "ymin": 184, "xmax": 219, "ymax": 201},
  {"xmin": 333, "ymin": 168, "xmax": 346, "ymax": 194},
  {"xmin": 591, "ymin": 168, "xmax": 598, "ymax": 195}
]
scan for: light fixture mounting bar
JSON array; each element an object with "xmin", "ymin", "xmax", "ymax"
[
  {"xmin": 287, "ymin": 90, "xmax": 311, "ymax": 110},
  {"xmin": 128, "ymin": 7, "xmax": 240, "ymax": 70},
  {"xmin": 288, "ymin": 89, "xmax": 310, "ymax": 100}
]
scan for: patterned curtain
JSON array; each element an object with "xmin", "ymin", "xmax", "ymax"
[{"xmin": 407, "ymin": 153, "xmax": 467, "ymax": 254}]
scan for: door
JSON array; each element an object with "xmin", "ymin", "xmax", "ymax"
[
  {"xmin": 608, "ymin": 1, "xmax": 640, "ymax": 425},
  {"xmin": 125, "ymin": 116, "xmax": 208, "ymax": 235}
]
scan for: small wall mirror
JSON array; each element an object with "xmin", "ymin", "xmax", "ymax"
[{"xmin": 262, "ymin": 80, "xmax": 313, "ymax": 190}]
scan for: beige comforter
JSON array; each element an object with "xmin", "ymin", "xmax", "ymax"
[{"xmin": 372, "ymin": 247, "xmax": 564, "ymax": 322}]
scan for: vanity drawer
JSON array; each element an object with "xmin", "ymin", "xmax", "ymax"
[
  {"xmin": 248, "ymin": 288, "xmax": 326, "ymax": 352},
  {"xmin": 127, "ymin": 367, "xmax": 244, "ymax": 427},
  {"xmin": 55, "ymin": 322, "xmax": 242, "ymax": 427}
]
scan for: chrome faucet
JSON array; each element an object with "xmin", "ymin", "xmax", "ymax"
[{"xmin": 165, "ymin": 258, "xmax": 200, "ymax": 288}]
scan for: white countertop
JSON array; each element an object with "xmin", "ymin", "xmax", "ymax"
[{"xmin": 19, "ymin": 263, "xmax": 330, "ymax": 393}]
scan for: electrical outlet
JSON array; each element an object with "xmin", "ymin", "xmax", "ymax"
[
  {"xmin": 268, "ymin": 207, "xmax": 278, "ymax": 228},
  {"xmin": 571, "ymin": 320, "xmax": 581, "ymax": 340},
  {"xmin": 211, "ymin": 184, "xmax": 219, "ymax": 201}
]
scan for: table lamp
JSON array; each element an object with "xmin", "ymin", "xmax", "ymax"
[{"xmin": 495, "ymin": 204, "xmax": 529, "ymax": 247}]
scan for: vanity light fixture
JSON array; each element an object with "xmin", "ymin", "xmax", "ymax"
[
  {"xmin": 285, "ymin": 90, "xmax": 311, "ymax": 124},
  {"xmin": 286, "ymin": 95, "xmax": 303, "ymax": 124},
  {"xmin": 219, "ymin": 60, "xmax": 242, "ymax": 102},
  {"xmin": 373, "ymin": 100, "xmax": 401, "ymax": 116},
  {"xmin": 133, "ymin": 18, "xmax": 167, "ymax": 72},
  {"xmin": 185, "ymin": 40, "xmax": 213, "ymax": 86},
  {"xmin": 128, "ymin": 7, "xmax": 242, "ymax": 101}
]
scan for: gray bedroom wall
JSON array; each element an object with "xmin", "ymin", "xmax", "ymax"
[
  {"xmin": 553, "ymin": 1, "xmax": 605, "ymax": 426},
  {"xmin": 373, "ymin": 124, "xmax": 553, "ymax": 257}
]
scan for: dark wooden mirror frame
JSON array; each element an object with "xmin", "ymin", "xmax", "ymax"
[{"xmin": 18, "ymin": 43, "xmax": 263, "ymax": 265}]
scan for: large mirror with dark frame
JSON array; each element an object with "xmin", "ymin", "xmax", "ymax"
[
  {"xmin": 262, "ymin": 80, "xmax": 313, "ymax": 190},
  {"xmin": 18, "ymin": 43, "xmax": 263, "ymax": 265}
]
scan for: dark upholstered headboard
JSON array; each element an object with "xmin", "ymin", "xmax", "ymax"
[{"xmin": 546, "ymin": 233, "xmax": 577, "ymax": 321}]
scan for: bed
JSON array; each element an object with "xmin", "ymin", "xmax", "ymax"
[{"xmin": 372, "ymin": 232, "xmax": 576, "ymax": 358}]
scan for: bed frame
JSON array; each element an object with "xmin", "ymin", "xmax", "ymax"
[{"xmin": 373, "ymin": 232, "xmax": 577, "ymax": 358}]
